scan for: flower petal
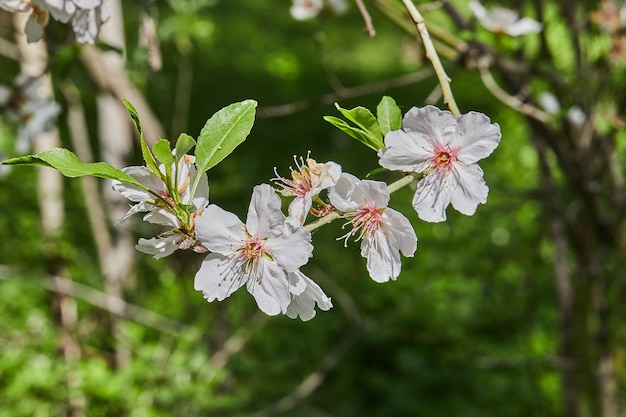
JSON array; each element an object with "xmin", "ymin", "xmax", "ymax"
[
  {"xmin": 382, "ymin": 208, "xmax": 417, "ymax": 258},
  {"xmin": 401, "ymin": 105, "xmax": 456, "ymax": 146},
  {"xmin": 449, "ymin": 163, "xmax": 489, "ymax": 216},
  {"xmin": 246, "ymin": 184, "xmax": 285, "ymax": 238},
  {"xmin": 270, "ymin": 221, "xmax": 313, "ymax": 273},
  {"xmin": 143, "ymin": 208, "xmax": 179, "ymax": 228},
  {"xmin": 288, "ymin": 269, "xmax": 307, "ymax": 296},
  {"xmin": 194, "ymin": 253, "xmax": 247, "ymax": 301},
  {"xmin": 114, "ymin": 166, "xmax": 164, "ymax": 202},
  {"xmin": 351, "ymin": 179, "xmax": 390, "ymax": 209},
  {"xmin": 246, "ymin": 261, "xmax": 290, "ymax": 315},
  {"xmin": 136, "ymin": 235, "xmax": 180, "ymax": 259},
  {"xmin": 506, "ymin": 18, "xmax": 543, "ymax": 36},
  {"xmin": 194, "ymin": 204, "xmax": 246, "ymax": 255},
  {"xmin": 454, "ymin": 112, "xmax": 501, "ymax": 163},
  {"xmin": 361, "ymin": 229, "xmax": 401, "ymax": 282},
  {"xmin": 378, "ymin": 129, "xmax": 433, "ymax": 173},
  {"xmin": 328, "ymin": 172, "xmax": 360, "ymax": 211},
  {"xmin": 286, "ymin": 271, "xmax": 332, "ymax": 321},
  {"xmin": 412, "ymin": 170, "xmax": 455, "ymax": 223},
  {"xmin": 73, "ymin": 0, "xmax": 102, "ymax": 10}
]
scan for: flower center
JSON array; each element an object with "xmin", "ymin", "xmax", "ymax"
[
  {"xmin": 272, "ymin": 155, "xmax": 315, "ymax": 199},
  {"xmin": 338, "ymin": 204, "xmax": 383, "ymax": 245},
  {"xmin": 242, "ymin": 236, "xmax": 266, "ymax": 263},
  {"xmin": 431, "ymin": 145, "xmax": 458, "ymax": 171}
]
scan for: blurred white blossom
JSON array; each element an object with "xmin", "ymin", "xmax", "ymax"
[
  {"xmin": 538, "ymin": 92, "xmax": 586, "ymax": 127},
  {"xmin": 469, "ymin": 1, "xmax": 542, "ymax": 36},
  {"xmin": 290, "ymin": 0, "xmax": 348, "ymax": 21},
  {"xmin": 0, "ymin": 0, "xmax": 109, "ymax": 43},
  {"xmin": 0, "ymin": 75, "xmax": 61, "ymax": 153}
]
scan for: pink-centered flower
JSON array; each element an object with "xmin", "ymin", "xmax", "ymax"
[
  {"xmin": 273, "ymin": 154, "xmax": 341, "ymax": 225},
  {"xmin": 378, "ymin": 105, "xmax": 501, "ymax": 223},
  {"xmin": 329, "ymin": 173, "xmax": 417, "ymax": 283},
  {"xmin": 194, "ymin": 184, "xmax": 316, "ymax": 316}
]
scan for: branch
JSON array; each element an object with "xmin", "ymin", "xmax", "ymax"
[
  {"xmin": 355, "ymin": 0, "xmax": 376, "ymax": 36},
  {"xmin": 257, "ymin": 68, "xmax": 433, "ymax": 118},
  {"xmin": 250, "ymin": 326, "xmax": 361, "ymax": 417},
  {"xmin": 478, "ymin": 65, "xmax": 550, "ymax": 123},
  {"xmin": 0, "ymin": 266, "xmax": 190, "ymax": 335},
  {"xmin": 401, "ymin": 0, "xmax": 460, "ymax": 116}
]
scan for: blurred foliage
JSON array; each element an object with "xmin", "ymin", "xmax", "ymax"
[{"xmin": 0, "ymin": 0, "xmax": 625, "ymax": 416}]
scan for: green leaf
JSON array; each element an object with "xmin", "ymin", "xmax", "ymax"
[
  {"xmin": 153, "ymin": 139, "xmax": 175, "ymax": 165},
  {"xmin": 175, "ymin": 133, "xmax": 196, "ymax": 159},
  {"xmin": 195, "ymin": 99, "xmax": 257, "ymax": 173},
  {"xmin": 376, "ymin": 96, "xmax": 402, "ymax": 136},
  {"xmin": 1, "ymin": 148, "xmax": 146, "ymax": 188},
  {"xmin": 122, "ymin": 99, "xmax": 161, "ymax": 178},
  {"xmin": 335, "ymin": 103, "xmax": 384, "ymax": 150},
  {"xmin": 323, "ymin": 116, "xmax": 381, "ymax": 151},
  {"xmin": 365, "ymin": 167, "xmax": 390, "ymax": 178}
]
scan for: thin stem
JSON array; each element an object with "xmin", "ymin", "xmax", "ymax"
[
  {"xmin": 305, "ymin": 211, "xmax": 341, "ymax": 233},
  {"xmin": 355, "ymin": 0, "xmax": 377, "ymax": 37},
  {"xmin": 401, "ymin": 0, "xmax": 461, "ymax": 117},
  {"xmin": 478, "ymin": 65, "xmax": 550, "ymax": 123},
  {"xmin": 387, "ymin": 172, "xmax": 419, "ymax": 193}
]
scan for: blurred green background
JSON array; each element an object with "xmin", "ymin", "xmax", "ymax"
[{"xmin": 1, "ymin": 0, "xmax": 625, "ymax": 416}]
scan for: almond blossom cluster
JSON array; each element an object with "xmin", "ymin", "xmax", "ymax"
[
  {"xmin": 112, "ymin": 154, "xmax": 209, "ymax": 259},
  {"xmin": 109, "ymin": 104, "xmax": 500, "ymax": 321},
  {"xmin": 0, "ymin": 0, "xmax": 109, "ymax": 43}
]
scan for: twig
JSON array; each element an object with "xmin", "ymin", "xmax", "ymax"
[
  {"xmin": 478, "ymin": 65, "xmax": 550, "ymax": 123},
  {"xmin": 355, "ymin": 0, "xmax": 376, "ymax": 36},
  {"xmin": 476, "ymin": 355, "xmax": 575, "ymax": 370},
  {"xmin": 257, "ymin": 68, "xmax": 433, "ymax": 118},
  {"xmin": 250, "ymin": 326, "xmax": 361, "ymax": 417},
  {"xmin": 61, "ymin": 82, "xmax": 113, "ymax": 268},
  {"xmin": 0, "ymin": 266, "xmax": 190, "ymax": 335},
  {"xmin": 80, "ymin": 45, "xmax": 164, "ymax": 146},
  {"xmin": 209, "ymin": 312, "xmax": 268, "ymax": 370},
  {"xmin": 401, "ymin": 0, "xmax": 460, "ymax": 117}
]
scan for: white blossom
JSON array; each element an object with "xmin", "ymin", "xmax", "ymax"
[
  {"xmin": 469, "ymin": 1, "xmax": 542, "ymax": 36},
  {"xmin": 378, "ymin": 105, "xmax": 501, "ymax": 223},
  {"xmin": 194, "ymin": 184, "xmax": 314, "ymax": 316},
  {"xmin": 112, "ymin": 154, "xmax": 209, "ymax": 258},
  {"xmin": 112, "ymin": 154, "xmax": 208, "ymax": 223},
  {"xmin": 329, "ymin": 173, "xmax": 417, "ymax": 283},
  {"xmin": 273, "ymin": 154, "xmax": 341, "ymax": 225}
]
